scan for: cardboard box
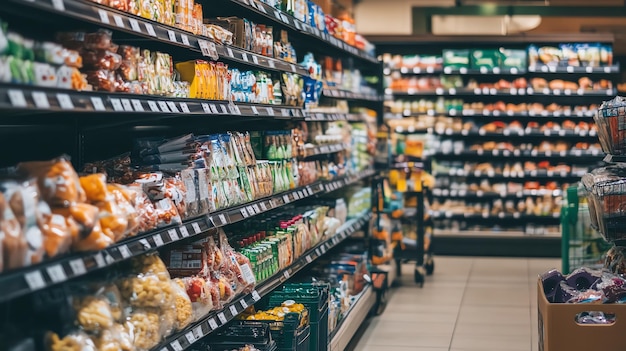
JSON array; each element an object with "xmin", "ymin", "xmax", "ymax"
[{"xmin": 537, "ymin": 278, "xmax": 626, "ymax": 351}]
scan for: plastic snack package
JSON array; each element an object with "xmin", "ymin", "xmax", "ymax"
[
  {"xmin": 182, "ymin": 276, "xmax": 214, "ymax": 321},
  {"xmin": 95, "ymin": 194, "xmax": 129, "ymax": 241},
  {"xmin": 127, "ymin": 185, "xmax": 158, "ymax": 234},
  {"xmin": 47, "ymin": 330, "xmax": 97, "ymax": 351},
  {"xmin": 204, "ymin": 236, "xmax": 224, "ymax": 272},
  {"xmin": 107, "ymin": 184, "xmax": 140, "ymax": 237},
  {"xmin": 98, "ymin": 284, "xmax": 125, "ymax": 322},
  {"xmin": 80, "ymin": 174, "xmax": 108, "ymax": 203},
  {"xmin": 1, "ymin": 192, "xmax": 29, "ymax": 270},
  {"xmin": 154, "ymin": 198, "xmax": 182, "ymax": 227},
  {"xmin": 195, "ymin": 169, "xmax": 213, "ymax": 214},
  {"xmin": 131, "ymin": 254, "xmax": 170, "ymax": 278},
  {"xmin": 164, "ymin": 175, "xmax": 187, "ymax": 220},
  {"xmin": 72, "ymin": 294, "xmax": 116, "ymax": 332},
  {"xmin": 95, "ymin": 322, "xmax": 134, "ymax": 351},
  {"xmin": 82, "ymin": 49, "xmax": 122, "ymax": 71},
  {"xmin": 181, "ymin": 169, "xmax": 200, "ymax": 218},
  {"xmin": 83, "ymin": 30, "xmax": 114, "ymax": 51},
  {"xmin": 128, "ymin": 309, "xmax": 162, "ymax": 351},
  {"xmin": 171, "ymin": 279, "xmax": 193, "ymax": 329},
  {"xmin": 595, "ymin": 272, "xmax": 626, "ymax": 303},
  {"xmin": 119, "ymin": 272, "xmax": 174, "ymax": 308},
  {"xmin": 219, "ymin": 230, "xmax": 256, "ymax": 293},
  {"xmin": 17, "ymin": 156, "xmax": 86, "ymax": 207}
]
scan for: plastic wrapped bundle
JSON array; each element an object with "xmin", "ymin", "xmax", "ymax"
[
  {"xmin": 595, "ymin": 96, "xmax": 626, "ymax": 155},
  {"xmin": 582, "ymin": 164, "xmax": 626, "ymax": 242}
]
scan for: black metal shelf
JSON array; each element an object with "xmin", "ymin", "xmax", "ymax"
[
  {"xmin": 386, "ymin": 110, "xmax": 596, "ymax": 119},
  {"xmin": 0, "ymin": 169, "xmax": 375, "ymax": 303},
  {"xmin": 154, "ymin": 211, "xmax": 371, "ymax": 351},
  {"xmin": 430, "ymin": 211, "xmax": 560, "ymax": 221},
  {"xmin": 7, "ymin": 0, "xmax": 311, "ymax": 76},
  {"xmin": 431, "ymin": 188, "xmax": 563, "ymax": 199},
  {"xmin": 434, "ymin": 149, "xmax": 601, "ymax": 159},
  {"xmin": 387, "ymin": 87, "xmax": 616, "ymax": 97},
  {"xmin": 305, "ymin": 112, "xmax": 364, "ymax": 122},
  {"xmin": 385, "ymin": 65, "xmax": 619, "ymax": 76},
  {"xmin": 0, "ymin": 83, "xmax": 305, "ymax": 119},
  {"xmin": 434, "ymin": 170, "xmax": 587, "ymax": 180},
  {"xmin": 226, "ymin": 0, "xmax": 377, "ymax": 63},
  {"xmin": 528, "ymin": 65, "xmax": 620, "ymax": 74},
  {"xmin": 302, "ymin": 143, "xmax": 348, "ymax": 158},
  {"xmin": 433, "ymin": 128, "xmax": 598, "ymax": 139},
  {"xmin": 323, "ymin": 88, "xmax": 383, "ymax": 102}
]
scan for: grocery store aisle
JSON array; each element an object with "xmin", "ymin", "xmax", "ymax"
[{"xmin": 351, "ymin": 256, "xmax": 560, "ymax": 351}]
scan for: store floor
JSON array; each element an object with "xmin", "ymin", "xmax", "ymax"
[{"xmin": 350, "ymin": 256, "xmax": 560, "ymax": 351}]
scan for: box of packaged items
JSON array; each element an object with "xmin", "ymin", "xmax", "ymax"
[{"xmin": 538, "ymin": 267, "xmax": 626, "ymax": 351}]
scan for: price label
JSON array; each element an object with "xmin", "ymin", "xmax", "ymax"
[
  {"xmin": 266, "ymin": 107, "xmax": 275, "ymax": 116},
  {"xmin": 181, "ymin": 34, "xmax": 190, "ymax": 46},
  {"xmin": 25, "ymin": 271, "xmax": 46, "ymax": 290},
  {"xmin": 260, "ymin": 202, "xmax": 267, "ymax": 211},
  {"xmin": 240, "ymin": 299, "xmax": 249, "ymax": 309},
  {"xmin": 57, "ymin": 93, "xmax": 74, "ymax": 109},
  {"xmin": 145, "ymin": 23, "xmax": 156, "ymax": 36},
  {"xmin": 47, "ymin": 265, "xmax": 67, "ymax": 283},
  {"xmin": 293, "ymin": 192, "xmax": 299, "ymax": 200},
  {"xmin": 128, "ymin": 18, "xmax": 141, "ymax": 32},
  {"xmin": 220, "ymin": 105, "xmax": 228, "ymax": 114},
  {"xmin": 208, "ymin": 318, "xmax": 218, "ymax": 330},
  {"xmin": 69, "ymin": 259, "xmax": 87, "ymax": 275},
  {"xmin": 229, "ymin": 305, "xmax": 238, "ymax": 316},
  {"xmin": 201, "ymin": 103, "xmax": 211, "ymax": 113},
  {"xmin": 247, "ymin": 206, "xmax": 255, "ymax": 215},
  {"xmin": 112, "ymin": 14, "xmax": 125, "ymax": 28},
  {"xmin": 185, "ymin": 332, "xmax": 196, "ymax": 344},
  {"xmin": 306, "ymin": 255, "xmax": 313, "ymax": 263},
  {"xmin": 121, "ymin": 99, "xmax": 134, "ymax": 112},
  {"xmin": 157, "ymin": 101, "xmax": 170, "ymax": 112},
  {"xmin": 110, "ymin": 98, "xmax": 123, "ymax": 111},
  {"xmin": 192, "ymin": 222, "xmax": 201, "ymax": 234},
  {"xmin": 131, "ymin": 99, "xmax": 144, "ymax": 112},
  {"xmin": 30, "ymin": 91, "xmax": 50, "ymax": 109},
  {"xmin": 252, "ymin": 290, "xmax": 261, "ymax": 301},
  {"xmin": 240, "ymin": 207, "xmax": 249, "ymax": 218},
  {"xmin": 209, "ymin": 104, "xmax": 219, "ymax": 114},
  {"xmin": 147, "ymin": 100, "xmax": 159, "ymax": 112},
  {"xmin": 268, "ymin": 59, "xmax": 276, "ymax": 69},
  {"xmin": 193, "ymin": 326, "xmax": 204, "ymax": 339},
  {"xmin": 283, "ymin": 270, "xmax": 290, "ymax": 279},
  {"xmin": 94, "ymin": 253, "xmax": 106, "ymax": 268},
  {"xmin": 180, "ymin": 102, "xmax": 190, "ymax": 113},
  {"xmin": 167, "ymin": 30, "xmax": 177, "ymax": 42},
  {"xmin": 179, "ymin": 226, "xmax": 189, "ymax": 237},
  {"xmin": 283, "ymin": 195, "xmax": 290, "ymax": 203},
  {"xmin": 219, "ymin": 214, "xmax": 227, "ymax": 225},
  {"xmin": 8, "ymin": 89, "xmax": 27, "ymax": 107},
  {"xmin": 118, "ymin": 245, "xmax": 131, "ymax": 259},
  {"xmin": 51, "ymin": 0, "xmax": 65, "ymax": 10},
  {"xmin": 281, "ymin": 108, "xmax": 290, "ymax": 117},
  {"xmin": 166, "ymin": 101, "xmax": 179, "ymax": 113},
  {"xmin": 217, "ymin": 312, "xmax": 227, "ymax": 324},
  {"xmin": 168, "ymin": 229, "xmax": 179, "ymax": 241},
  {"xmin": 241, "ymin": 52, "xmax": 249, "ymax": 62},
  {"xmin": 435, "ymin": 88, "xmax": 444, "ymax": 95}
]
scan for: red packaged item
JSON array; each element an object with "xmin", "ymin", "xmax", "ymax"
[
  {"xmin": 219, "ymin": 230, "xmax": 255, "ymax": 294},
  {"xmin": 83, "ymin": 30, "xmax": 114, "ymax": 50},
  {"xmin": 82, "ymin": 50, "xmax": 122, "ymax": 71},
  {"xmin": 85, "ymin": 69, "xmax": 118, "ymax": 92},
  {"xmin": 182, "ymin": 276, "xmax": 214, "ymax": 321},
  {"xmin": 127, "ymin": 185, "xmax": 158, "ymax": 233}
]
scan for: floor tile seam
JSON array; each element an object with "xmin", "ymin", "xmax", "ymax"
[{"xmin": 449, "ymin": 259, "xmax": 475, "ymax": 351}]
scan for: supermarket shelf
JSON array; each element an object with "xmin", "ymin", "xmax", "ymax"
[
  {"xmin": 434, "ymin": 229, "xmax": 561, "ymax": 239},
  {"xmin": 305, "ymin": 112, "xmax": 365, "ymax": 122},
  {"xmin": 434, "ymin": 170, "xmax": 587, "ymax": 180},
  {"xmin": 386, "ymin": 65, "xmax": 619, "ymax": 76},
  {"xmin": 431, "ymin": 188, "xmax": 563, "ymax": 199},
  {"xmin": 302, "ymin": 143, "xmax": 348, "ymax": 158},
  {"xmin": 9, "ymin": 0, "xmax": 310, "ymax": 76},
  {"xmin": 528, "ymin": 65, "xmax": 619, "ymax": 74},
  {"xmin": 387, "ymin": 87, "xmax": 615, "ymax": 97},
  {"xmin": 329, "ymin": 285, "xmax": 376, "ymax": 351},
  {"xmin": 433, "ymin": 129, "xmax": 598, "ymax": 139},
  {"xmin": 430, "ymin": 211, "xmax": 560, "ymax": 221},
  {"xmin": 0, "ymin": 168, "xmax": 377, "ymax": 303},
  {"xmin": 227, "ymin": 0, "xmax": 377, "ymax": 63},
  {"xmin": 385, "ymin": 66, "xmax": 525, "ymax": 75},
  {"xmin": 434, "ymin": 149, "xmax": 602, "ymax": 159},
  {"xmin": 324, "ymin": 169, "xmax": 376, "ymax": 192},
  {"xmin": 0, "ymin": 83, "xmax": 305, "ymax": 118},
  {"xmin": 323, "ymin": 88, "xmax": 383, "ymax": 102},
  {"xmin": 390, "ymin": 161, "xmax": 426, "ymax": 170},
  {"xmin": 603, "ymin": 154, "xmax": 626, "ymax": 163},
  {"xmin": 157, "ymin": 211, "xmax": 372, "ymax": 351},
  {"xmin": 385, "ymin": 110, "xmax": 596, "ymax": 119}
]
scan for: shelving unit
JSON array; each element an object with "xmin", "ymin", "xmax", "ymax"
[
  {"xmin": 0, "ymin": 0, "xmax": 383, "ymax": 350},
  {"xmin": 370, "ymin": 34, "xmax": 618, "ymax": 257}
]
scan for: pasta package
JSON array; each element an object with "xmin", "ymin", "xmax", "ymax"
[
  {"xmin": 47, "ymin": 331, "xmax": 97, "ymax": 351},
  {"xmin": 128, "ymin": 309, "xmax": 161, "ymax": 351}
]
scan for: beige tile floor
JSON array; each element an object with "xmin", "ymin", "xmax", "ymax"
[{"xmin": 351, "ymin": 256, "xmax": 561, "ymax": 351}]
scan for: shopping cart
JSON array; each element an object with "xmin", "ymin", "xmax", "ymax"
[{"xmin": 561, "ymin": 185, "xmax": 611, "ymax": 273}]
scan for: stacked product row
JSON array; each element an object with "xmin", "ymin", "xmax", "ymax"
[{"xmin": 382, "ymin": 41, "xmax": 619, "ymax": 236}]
